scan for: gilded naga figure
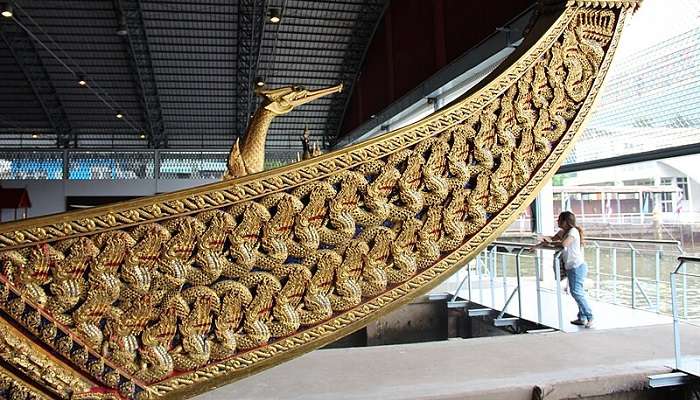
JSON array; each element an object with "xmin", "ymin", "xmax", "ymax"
[{"xmin": 225, "ymin": 84, "xmax": 343, "ymax": 179}]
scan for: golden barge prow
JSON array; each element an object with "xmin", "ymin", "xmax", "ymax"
[{"xmin": 0, "ymin": 1, "xmax": 640, "ymax": 398}]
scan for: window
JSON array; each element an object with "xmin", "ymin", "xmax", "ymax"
[
  {"xmin": 660, "ymin": 193, "xmax": 673, "ymax": 212},
  {"xmin": 624, "ymin": 178, "xmax": 654, "ymax": 186},
  {"xmin": 677, "ymin": 177, "xmax": 689, "ymax": 200}
]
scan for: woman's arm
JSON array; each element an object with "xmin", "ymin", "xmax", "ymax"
[{"xmin": 533, "ymin": 229, "xmax": 565, "ymax": 249}]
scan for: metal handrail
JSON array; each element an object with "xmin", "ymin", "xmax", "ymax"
[
  {"xmin": 483, "ymin": 241, "xmax": 564, "ymax": 330},
  {"xmin": 499, "ymin": 236, "xmax": 681, "ymax": 246},
  {"xmin": 489, "ymin": 235, "xmax": 687, "ymax": 323},
  {"xmin": 586, "ymin": 237, "xmax": 681, "ymax": 246},
  {"xmin": 677, "ymin": 255, "xmax": 700, "ymax": 265},
  {"xmin": 482, "ymin": 237, "xmax": 690, "ymax": 333},
  {"xmin": 492, "ymin": 240, "xmax": 538, "ymax": 248}
]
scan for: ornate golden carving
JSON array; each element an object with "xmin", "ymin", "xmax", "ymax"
[
  {"xmin": 0, "ymin": 2, "xmax": 640, "ymax": 399},
  {"xmin": 0, "ymin": 318, "xmax": 91, "ymax": 398},
  {"xmin": 225, "ymin": 84, "xmax": 343, "ymax": 179},
  {"xmin": 566, "ymin": 0, "xmax": 641, "ymax": 10},
  {"xmin": 0, "ymin": 366, "xmax": 53, "ymax": 400}
]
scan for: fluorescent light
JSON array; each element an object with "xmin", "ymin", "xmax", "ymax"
[
  {"xmin": 1, "ymin": 3, "xmax": 12, "ymax": 18},
  {"xmin": 268, "ymin": 7, "xmax": 281, "ymax": 23}
]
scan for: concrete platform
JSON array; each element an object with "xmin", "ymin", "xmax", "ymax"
[{"xmin": 198, "ymin": 323, "xmax": 700, "ymax": 400}]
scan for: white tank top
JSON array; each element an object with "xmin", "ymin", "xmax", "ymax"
[{"xmin": 561, "ymin": 227, "xmax": 584, "ymax": 270}]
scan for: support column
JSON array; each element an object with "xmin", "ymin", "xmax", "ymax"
[
  {"xmin": 601, "ymin": 191, "xmax": 606, "ymax": 222},
  {"xmin": 536, "ymin": 180, "xmax": 555, "ymax": 283}
]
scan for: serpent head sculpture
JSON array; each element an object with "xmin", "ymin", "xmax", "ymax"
[{"xmin": 226, "ymin": 84, "xmax": 343, "ymax": 179}]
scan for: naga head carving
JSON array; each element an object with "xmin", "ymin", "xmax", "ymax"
[{"xmin": 258, "ymin": 84, "xmax": 343, "ymax": 115}]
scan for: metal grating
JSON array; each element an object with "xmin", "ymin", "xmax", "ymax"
[
  {"xmin": 68, "ymin": 151, "xmax": 154, "ymax": 179},
  {"xmin": 159, "ymin": 150, "xmax": 227, "ymax": 179},
  {"xmin": 0, "ymin": 150, "xmax": 63, "ymax": 179}
]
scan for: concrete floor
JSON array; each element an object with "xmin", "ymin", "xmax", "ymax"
[{"xmin": 198, "ymin": 323, "xmax": 700, "ymax": 400}]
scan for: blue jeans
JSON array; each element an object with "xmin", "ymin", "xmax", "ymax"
[{"xmin": 567, "ymin": 263, "xmax": 593, "ymax": 320}]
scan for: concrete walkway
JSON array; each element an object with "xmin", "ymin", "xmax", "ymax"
[{"xmin": 199, "ymin": 323, "xmax": 700, "ymax": 400}]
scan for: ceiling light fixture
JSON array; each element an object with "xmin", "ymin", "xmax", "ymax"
[
  {"xmin": 116, "ymin": 13, "xmax": 128, "ymax": 36},
  {"xmin": 31, "ymin": 133, "xmax": 38, "ymax": 138},
  {"xmin": 78, "ymin": 76, "xmax": 87, "ymax": 86},
  {"xmin": 268, "ymin": 7, "xmax": 281, "ymax": 23},
  {"xmin": 116, "ymin": 111, "xmax": 123, "ymax": 119},
  {"xmin": 0, "ymin": 3, "xmax": 12, "ymax": 18},
  {"xmin": 255, "ymin": 77, "xmax": 265, "ymax": 87},
  {"xmin": 139, "ymin": 133, "xmax": 146, "ymax": 139}
]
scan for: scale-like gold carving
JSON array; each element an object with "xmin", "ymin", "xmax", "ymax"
[{"xmin": 0, "ymin": 2, "xmax": 639, "ymax": 399}]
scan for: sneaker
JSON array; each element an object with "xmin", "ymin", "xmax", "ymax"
[
  {"xmin": 585, "ymin": 319, "xmax": 594, "ymax": 329},
  {"xmin": 570, "ymin": 319, "xmax": 586, "ymax": 326}
]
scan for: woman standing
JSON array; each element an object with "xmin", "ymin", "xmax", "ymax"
[{"xmin": 538, "ymin": 211, "xmax": 593, "ymax": 328}]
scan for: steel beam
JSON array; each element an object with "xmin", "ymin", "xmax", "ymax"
[
  {"xmin": 558, "ymin": 142, "xmax": 700, "ymax": 174},
  {"xmin": 0, "ymin": 26, "xmax": 73, "ymax": 147},
  {"xmin": 236, "ymin": 0, "xmax": 265, "ymax": 138},
  {"xmin": 325, "ymin": 0, "xmax": 388, "ymax": 148},
  {"xmin": 115, "ymin": 0, "xmax": 166, "ymax": 148}
]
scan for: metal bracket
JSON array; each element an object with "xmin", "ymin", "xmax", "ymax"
[
  {"xmin": 467, "ymin": 308, "xmax": 495, "ymax": 317},
  {"xmin": 446, "ymin": 300, "xmax": 469, "ymax": 309},
  {"xmin": 493, "ymin": 317, "xmax": 519, "ymax": 328},
  {"xmin": 647, "ymin": 372, "xmax": 693, "ymax": 388},
  {"xmin": 427, "ymin": 292, "xmax": 451, "ymax": 301}
]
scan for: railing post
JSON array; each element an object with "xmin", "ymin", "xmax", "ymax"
[
  {"xmin": 554, "ymin": 251, "xmax": 564, "ymax": 331},
  {"xmin": 671, "ymin": 262, "xmax": 683, "ymax": 370},
  {"xmin": 535, "ymin": 250, "xmax": 542, "ymax": 324},
  {"xmin": 612, "ymin": 247, "xmax": 618, "ymax": 304},
  {"xmin": 655, "ymin": 249, "xmax": 661, "ymax": 312},
  {"xmin": 477, "ymin": 251, "xmax": 483, "ymax": 303},
  {"xmin": 594, "ymin": 242, "xmax": 601, "ymax": 299},
  {"xmin": 502, "ymin": 251, "xmax": 508, "ymax": 302},
  {"xmin": 62, "ymin": 149, "xmax": 69, "ymax": 180},
  {"xmin": 630, "ymin": 244, "xmax": 637, "ymax": 309},
  {"xmin": 154, "ymin": 149, "xmax": 161, "ymax": 180},
  {"xmin": 683, "ymin": 262, "xmax": 688, "ymax": 320},
  {"xmin": 489, "ymin": 247, "xmax": 496, "ymax": 307},
  {"xmin": 467, "ymin": 260, "xmax": 472, "ymax": 301},
  {"xmin": 516, "ymin": 248, "xmax": 524, "ymax": 318}
]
